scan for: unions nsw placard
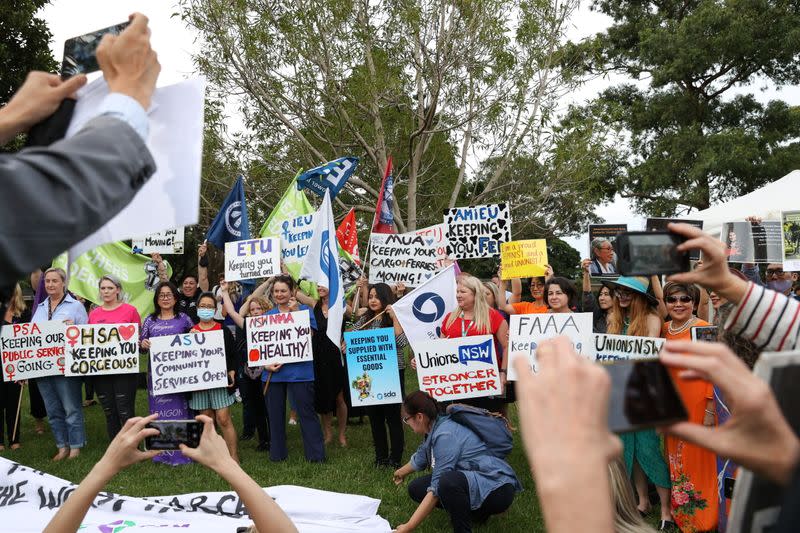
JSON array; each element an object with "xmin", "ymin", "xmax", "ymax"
[{"xmin": 414, "ymin": 335, "xmax": 500, "ymax": 401}]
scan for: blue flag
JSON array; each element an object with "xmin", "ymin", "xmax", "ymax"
[
  {"xmin": 206, "ymin": 176, "xmax": 251, "ymax": 249},
  {"xmin": 296, "ymin": 157, "xmax": 358, "ymax": 199}
]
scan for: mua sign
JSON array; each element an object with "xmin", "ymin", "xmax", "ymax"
[
  {"xmin": 246, "ymin": 312, "xmax": 312, "ymax": 366},
  {"xmin": 415, "ymin": 335, "xmax": 500, "ymax": 401},
  {"xmin": 507, "ymin": 313, "xmax": 593, "ymax": 379},
  {"xmin": 131, "ymin": 228, "xmax": 185, "ymax": 254},
  {"xmin": 149, "ymin": 331, "xmax": 228, "ymax": 395},
  {"xmin": 64, "ymin": 324, "xmax": 139, "ymax": 377},
  {"xmin": 224, "ymin": 237, "xmax": 281, "ymax": 281},
  {"xmin": 444, "ymin": 203, "xmax": 511, "ymax": 259},
  {"xmin": 592, "ymin": 334, "xmax": 664, "ymax": 362},
  {"xmin": 344, "ymin": 328, "xmax": 402, "ymax": 407},
  {"xmin": 0, "ymin": 321, "xmax": 65, "ymax": 381},
  {"xmin": 368, "ymin": 233, "xmax": 439, "ymax": 286}
]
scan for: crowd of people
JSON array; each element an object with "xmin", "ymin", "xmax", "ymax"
[{"xmin": 1, "ymin": 12, "xmax": 800, "ymax": 533}]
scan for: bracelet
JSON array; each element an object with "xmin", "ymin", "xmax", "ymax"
[{"xmin": 498, "ymin": 369, "xmax": 507, "ymax": 374}]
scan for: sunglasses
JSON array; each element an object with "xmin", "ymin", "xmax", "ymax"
[
  {"xmin": 666, "ymin": 295, "xmax": 693, "ymax": 304},
  {"xmin": 766, "ymin": 269, "xmax": 785, "ymax": 277}
]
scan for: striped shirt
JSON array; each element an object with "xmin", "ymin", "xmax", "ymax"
[{"xmin": 725, "ymin": 282, "xmax": 800, "ymax": 352}]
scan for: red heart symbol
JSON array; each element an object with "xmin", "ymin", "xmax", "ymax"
[
  {"xmin": 118, "ymin": 325, "xmax": 136, "ymax": 341},
  {"xmin": 249, "ymin": 349, "xmax": 260, "ymax": 362}
]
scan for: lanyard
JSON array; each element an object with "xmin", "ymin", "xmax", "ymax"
[
  {"xmin": 48, "ymin": 294, "xmax": 66, "ymax": 321},
  {"xmin": 460, "ymin": 312, "xmax": 472, "ymax": 338}
]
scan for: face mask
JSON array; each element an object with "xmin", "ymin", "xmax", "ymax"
[
  {"xmin": 197, "ymin": 308, "xmax": 216, "ymax": 321},
  {"xmin": 767, "ymin": 279, "xmax": 793, "ymax": 294}
]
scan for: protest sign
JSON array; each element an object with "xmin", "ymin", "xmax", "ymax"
[
  {"xmin": 53, "ymin": 242, "xmax": 173, "ymax": 319},
  {"xmin": 782, "ymin": 211, "xmax": 800, "ymax": 271},
  {"xmin": 721, "ymin": 220, "xmax": 783, "ymax": 263},
  {"xmin": 0, "ymin": 321, "xmax": 65, "ymax": 381},
  {"xmin": 246, "ymin": 312, "xmax": 312, "ymax": 367},
  {"xmin": 507, "ymin": 313, "xmax": 593, "ymax": 379},
  {"xmin": 588, "ymin": 224, "xmax": 627, "ymax": 276},
  {"xmin": 368, "ymin": 233, "xmax": 439, "ymax": 286},
  {"xmin": 591, "ymin": 333, "xmax": 665, "ymax": 362},
  {"xmin": 224, "ymin": 238, "xmax": 281, "ymax": 281},
  {"xmin": 444, "ymin": 203, "xmax": 511, "ymax": 259},
  {"xmin": 131, "ymin": 228, "xmax": 185, "ymax": 254},
  {"xmin": 411, "ymin": 223, "xmax": 450, "ymax": 268},
  {"xmin": 415, "ymin": 335, "xmax": 500, "ymax": 401},
  {"xmin": 646, "ymin": 218, "xmax": 703, "ymax": 260},
  {"xmin": 280, "ymin": 213, "xmax": 316, "ymax": 263},
  {"xmin": 344, "ymin": 328, "xmax": 402, "ymax": 407},
  {"xmin": 66, "ymin": 77, "xmax": 204, "ymax": 259},
  {"xmin": 64, "ymin": 324, "xmax": 139, "ymax": 377},
  {"xmin": 500, "ymin": 239, "xmax": 548, "ymax": 279},
  {"xmin": 149, "ymin": 330, "xmax": 228, "ymax": 396},
  {"xmin": 392, "ymin": 265, "xmax": 458, "ymax": 348}
]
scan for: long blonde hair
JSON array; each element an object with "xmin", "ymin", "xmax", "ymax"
[
  {"xmin": 607, "ymin": 293, "xmax": 657, "ymax": 337},
  {"xmin": 445, "ymin": 275, "xmax": 491, "ymax": 333},
  {"xmin": 6, "ymin": 284, "xmax": 25, "ymax": 318},
  {"xmin": 609, "ymin": 458, "xmax": 655, "ymax": 533}
]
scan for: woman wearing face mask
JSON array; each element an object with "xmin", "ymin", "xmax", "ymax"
[
  {"xmin": 661, "ymin": 282, "xmax": 717, "ymax": 533},
  {"xmin": 605, "ymin": 276, "xmax": 674, "ymax": 529},
  {"xmin": 140, "ymin": 281, "xmax": 195, "ymax": 465},
  {"xmin": 581, "ymin": 258, "xmax": 613, "ymax": 333},
  {"xmin": 87, "ymin": 275, "xmax": 141, "ymax": 440},
  {"xmin": 350, "ymin": 282, "xmax": 409, "ymax": 467},
  {"xmin": 188, "ymin": 292, "xmax": 239, "ymax": 462},
  {"xmin": 31, "ymin": 268, "xmax": 88, "ymax": 461},
  {"xmin": 220, "ymin": 283, "xmax": 271, "ymax": 452},
  {"xmin": 543, "ymin": 277, "xmax": 577, "ymax": 313}
]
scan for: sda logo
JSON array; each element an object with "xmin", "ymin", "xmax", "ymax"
[
  {"xmin": 457, "ymin": 339, "xmax": 493, "ymax": 366},
  {"xmin": 376, "ymin": 391, "xmax": 397, "ymax": 401}
]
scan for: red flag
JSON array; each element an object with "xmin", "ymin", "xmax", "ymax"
[
  {"xmin": 337, "ymin": 208, "xmax": 361, "ymax": 265},
  {"xmin": 371, "ymin": 156, "xmax": 395, "ymax": 234}
]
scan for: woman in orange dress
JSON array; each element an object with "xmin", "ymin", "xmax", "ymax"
[{"xmin": 662, "ymin": 282, "xmax": 717, "ymax": 532}]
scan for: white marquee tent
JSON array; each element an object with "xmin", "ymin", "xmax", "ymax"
[{"xmin": 686, "ymin": 170, "xmax": 800, "ymax": 237}]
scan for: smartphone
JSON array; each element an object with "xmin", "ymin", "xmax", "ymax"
[
  {"xmin": 61, "ymin": 21, "xmax": 130, "ymax": 78},
  {"xmin": 691, "ymin": 325, "xmax": 718, "ymax": 342},
  {"xmin": 614, "ymin": 231, "xmax": 690, "ymax": 276},
  {"xmin": 144, "ymin": 420, "xmax": 202, "ymax": 450},
  {"xmin": 604, "ymin": 359, "xmax": 688, "ymax": 433}
]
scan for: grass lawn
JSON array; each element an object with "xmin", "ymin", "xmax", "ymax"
[{"xmin": 4, "ymin": 373, "xmax": 668, "ymax": 532}]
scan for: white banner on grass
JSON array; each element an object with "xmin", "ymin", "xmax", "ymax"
[
  {"xmin": 64, "ymin": 323, "xmax": 139, "ymax": 377},
  {"xmin": 368, "ymin": 233, "xmax": 439, "ymax": 286},
  {"xmin": 507, "ymin": 312, "xmax": 594, "ymax": 379},
  {"xmin": 224, "ymin": 237, "xmax": 281, "ymax": 281},
  {"xmin": 591, "ymin": 333, "xmax": 665, "ymax": 362},
  {"xmin": 246, "ymin": 312, "xmax": 312, "ymax": 366},
  {"xmin": 0, "ymin": 457, "xmax": 391, "ymax": 532},
  {"xmin": 0, "ymin": 321, "xmax": 65, "ymax": 381},
  {"xmin": 392, "ymin": 265, "xmax": 458, "ymax": 349},
  {"xmin": 415, "ymin": 335, "xmax": 500, "ymax": 401},
  {"xmin": 149, "ymin": 330, "xmax": 228, "ymax": 395}
]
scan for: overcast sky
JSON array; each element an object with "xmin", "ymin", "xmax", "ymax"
[{"xmin": 39, "ymin": 1, "xmax": 799, "ymax": 257}]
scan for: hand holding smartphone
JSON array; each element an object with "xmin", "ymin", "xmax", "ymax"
[
  {"xmin": 61, "ymin": 22, "xmax": 130, "ymax": 79},
  {"xmin": 144, "ymin": 420, "xmax": 203, "ymax": 450},
  {"xmin": 614, "ymin": 231, "xmax": 690, "ymax": 276}
]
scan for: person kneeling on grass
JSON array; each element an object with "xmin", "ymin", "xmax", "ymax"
[
  {"xmin": 42, "ymin": 414, "xmax": 297, "ymax": 533},
  {"xmin": 392, "ymin": 391, "xmax": 522, "ymax": 533}
]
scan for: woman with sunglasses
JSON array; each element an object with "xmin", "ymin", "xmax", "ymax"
[
  {"xmin": 661, "ymin": 282, "xmax": 717, "ymax": 533},
  {"xmin": 605, "ymin": 276, "xmax": 674, "ymax": 530},
  {"xmin": 392, "ymin": 391, "xmax": 521, "ymax": 533},
  {"xmin": 140, "ymin": 281, "xmax": 195, "ymax": 465}
]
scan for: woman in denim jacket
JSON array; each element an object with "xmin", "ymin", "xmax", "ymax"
[{"xmin": 392, "ymin": 391, "xmax": 522, "ymax": 532}]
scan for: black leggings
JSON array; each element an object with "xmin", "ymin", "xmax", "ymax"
[
  {"xmin": 0, "ymin": 380, "xmax": 21, "ymax": 445},
  {"xmin": 409, "ymin": 471, "xmax": 515, "ymax": 533},
  {"xmin": 94, "ymin": 374, "xmax": 137, "ymax": 440},
  {"xmin": 367, "ymin": 369, "xmax": 404, "ymax": 465}
]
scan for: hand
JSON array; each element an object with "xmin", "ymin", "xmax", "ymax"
[
  {"xmin": 393, "ymin": 524, "xmax": 413, "ymax": 533},
  {"xmin": 63, "ymin": 319, "xmax": 74, "ymax": 325},
  {"xmin": 140, "ymin": 339, "xmax": 151, "ymax": 350},
  {"xmin": 513, "ymin": 337, "xmax": 621, "ymax": 485},
  {"xmin": 660, "ymin": 340, "xmax": 800, "ymax": 485},
  {"xmin": 150, "ymin": 252, "xmax": 163, "ymax": 264},
  {"xmin": 219, "ymin": 280, "xmax": 229, "ymax": 292},
  {"xmin": 266, "ymin": 363, "xmax": 282, "ymax": 373},
  {"xmin": 703, "ymin": 410, "xmax": 715, "ymax": 427},
  {"xmin": 410, "ymin": 357, "xmax": 417, "ymax": 370},
  {"xmin": 666, "ymin": 222, "xmax": 748, "ymax": 304},
  {"xmin": 357, "ymin": 276, "xmax": 368, "ymax": 289},
  {"xmin": 393, "ymin": 468, "xmax": 406, "ymax": 485},
  {"xmin": 228, "ymin": 371, "xmax": 236, "ymax": 388},
  {"xmin": 180, "ymin": 415, "xmax": 236, "ymax": 473},
  {"xmin": 97, "ymin": 414, "xmax": 161, "ymax": 476},
  {"xmin": 745, "ymin": 215, "xmax": 763, "ymax": 225},
  {"xmin": 544, "ymin": 264, "xmax": 554, "ymax": 280},
  {"xmin": 581, "ymin": 258, "xmax": 591, "ymax": 273},
  {"xmin": 198, "ymin": 240, "xmax": 207, "ymax": 258},
  {"xmin": 385, "ymin": 304, "xmax": 396, "ymax": 320},
  {"xmin": 395, "ymin": 283, "xmax": 406, "ymax": 295},
  {"xmin": 0, "ymin": 71, "xmax": 88, "ymax": 141},
  {"xmin": 96, "ymin": 13, "xmax": 160, "ymax": 110},
  {"xmin": 287, "ymin": 297, "xmax": 299, "ymax": 311}
]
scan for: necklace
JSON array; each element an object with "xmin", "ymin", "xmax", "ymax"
[{"xmin": 668, "ymin": 317, "xmax": 697, "ymax": 335}]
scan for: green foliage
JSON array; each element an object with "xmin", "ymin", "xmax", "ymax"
[{"xmin": 572, "ymin": 0, "xmax": 800, "ymax": 215}]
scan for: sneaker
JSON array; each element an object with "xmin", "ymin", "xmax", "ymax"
[{"xmin": 288, "ymin": 418, "xmax": 298, "ymax": 426}]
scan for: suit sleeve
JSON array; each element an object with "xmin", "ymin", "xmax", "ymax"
[{"xmin": 0, "ymin": 115, "xmax": 155, "ymax": 286}]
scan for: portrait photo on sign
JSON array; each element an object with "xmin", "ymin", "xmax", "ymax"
[{"xmin": 588, "ymin": 224, "xmax": 627, "ymax": 277}]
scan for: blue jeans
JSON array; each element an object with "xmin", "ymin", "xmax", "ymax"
[{"xmin": 37, "ymin": 376, "xmax": 86, "ymax": 449}]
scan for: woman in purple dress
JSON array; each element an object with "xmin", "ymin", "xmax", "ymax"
[{"xmin": 140, "ymin": 281, "xmax": 194, "ymax": 465}]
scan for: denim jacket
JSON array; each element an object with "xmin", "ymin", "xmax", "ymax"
[{"xmin": 410, "ymin": 415, "xmax": 522, "ymax": 509}]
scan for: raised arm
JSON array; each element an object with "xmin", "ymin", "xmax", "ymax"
[
  {"xmin": 510, "ymin": 277, "xmax": 523, "ymax": 304},
  {"xmin": 219, "ymin": 281, "xmax": 246, "ymax": 329},
  {"xmin": 650, "ymin": 274, "xmax": 667, "ymax": 319},
  {"xmin": 151, "ymin": 253, "xmax": 169, "ymax": 283},
  {"xmin": 198, "ymin": 240, "xmax": 209, "ymax": 292}
]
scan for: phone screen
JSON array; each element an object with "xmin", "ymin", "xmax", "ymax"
[
  {"xmin": 616, "ymin": 232, "xmax": 688, "ymax": 276},
  {"xmin": 144, "ymin": 420, "xmax": 202, "ymax": 450},
  {"xmin": 604, "ymin": 360, "xmax": 688, "ymax": 433},
  {"xmin": 61, "ymin": 22, "xmax": 130, "ymax": 78}
]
